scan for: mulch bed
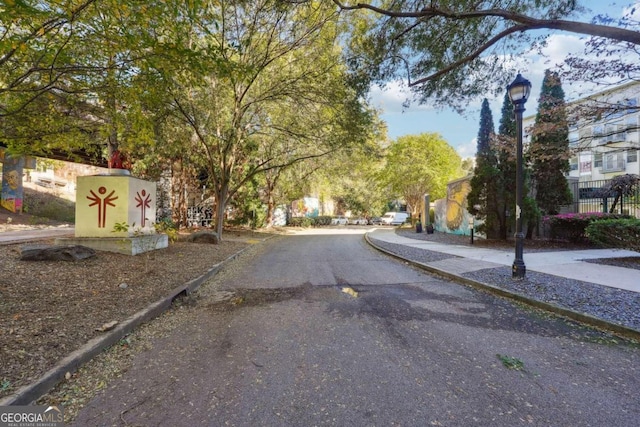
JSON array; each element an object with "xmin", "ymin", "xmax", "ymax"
[{"xmin": 0, "ymin": 228, "xmax": 263, "ymax": 400}]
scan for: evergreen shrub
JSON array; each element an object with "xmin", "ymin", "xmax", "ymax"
[
  {"xmin": 287, "ymin": 217, "xmax": 312, "ymax": 227},
  {"xmin": 312, "ymin": 216, "xmax": 333, "ymax": 226},
  {"xmin": 586, "ymin": 218, "xmax": 640, "ymax": 251},
  {"xmin": 543, "ymin": 212, "xmax": 629, "ymax": 243}
]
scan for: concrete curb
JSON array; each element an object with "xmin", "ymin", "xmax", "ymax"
[
  {"xmin": 0, "ymin": 244, "xmax": 253, "ymax": 406},
  {"xmin": 364, "ymin": 233, "xmax": 640, "ymax": 342}
]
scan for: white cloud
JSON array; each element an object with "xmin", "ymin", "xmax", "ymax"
[
  {"xmin": 538, "ymin": 33, "xmax": 587, "ymax": 66},
  {"xmin": 622, "ymin": 2, "xmax": 640, "ymax": 20},
  {"xmin": 456, "ymin": 138, "xmax": 477, "ymax": 159},
  {"xmin": 369, "ymin": 81, "xmax": 434, "ymax": 114}
]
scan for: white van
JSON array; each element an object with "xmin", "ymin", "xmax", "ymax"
[{"xmin": 380, "ymin": 211, "xmax": 410, "ymax": 225}]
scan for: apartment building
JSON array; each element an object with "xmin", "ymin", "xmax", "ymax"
[
  {"xmin": 523, "ymin": 81, "xmax": 640, "ymax": 181},
  {"xmin": 522, "ymin": 81, "xmax": 640, "ymax": 216}
]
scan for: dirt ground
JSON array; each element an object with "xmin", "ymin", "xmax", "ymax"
[{"xmin": 0, "ymin": 209, "xmax": 273, "ymax": 400}]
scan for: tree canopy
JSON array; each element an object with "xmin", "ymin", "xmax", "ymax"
[
  {"xmin": 160, "ymin": 1, "xmax": 375, "ymax": 236},
  {"xmin": 334, "ymin": 0, "xmax": 640, "ymax": 110},
  {"xmin": 378, "ymin": 133, "xmax": 463, "ymax": 220},
  {"xmin": 1, "ymin": 0, "xmax": 378, "ymax": 237}
]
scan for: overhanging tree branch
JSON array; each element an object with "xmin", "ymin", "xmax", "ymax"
[
  {"xmin": 409, "ymin": 24, "xmax": 530, "ymax": 87},
  {"xmin": 333, "ymin": 1, "xmax": 640, "ymax": 44}
]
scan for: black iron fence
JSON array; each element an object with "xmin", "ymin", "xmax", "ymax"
[{"xmin": 566, "ymin": 178, "xmax": 639, "ymax": 217}]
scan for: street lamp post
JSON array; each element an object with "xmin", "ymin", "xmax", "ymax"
[{"xmin": 507, "ymin": 74, "xmax": 531, "ymax": 279}]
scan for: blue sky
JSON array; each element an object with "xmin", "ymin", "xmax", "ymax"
[{"xmin": 369, "ymin": 1, "xmax": 637, "ymax": 159}]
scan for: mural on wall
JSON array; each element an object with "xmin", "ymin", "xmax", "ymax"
[
  {"xmin": 434, "ymin": 176, "xmax": 483, "ymax": 236},
  {"xmin": 1, "ymin": 152, "xmax": 24, "ymax": 213},
  {"xmin": 0, "ymin": 150, "xmax": 37, "ymax": 213},
  {"xmin": 291, "ymin": 197, "xmax": 320, "ymax": 218}
]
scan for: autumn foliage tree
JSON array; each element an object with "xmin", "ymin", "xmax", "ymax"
[
  {"xmin": 529, "ymin": 70, "xmax": 573, "ymax": 216},
  {"xmin": 599, "ymin": 174, "xmax": 640, "ymax": 214}
]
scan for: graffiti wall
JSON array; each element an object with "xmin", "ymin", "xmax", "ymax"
[
  {"xmin": 1, "ymin": 155, "xmax": 23, "ymax": 213},
  {"xmin": 290, "ymin": 196, "xmax": 328, "ymax": 218},
  {"xmin": 0, "ymin": 150, "xmax": 34, "ymax": 213}
]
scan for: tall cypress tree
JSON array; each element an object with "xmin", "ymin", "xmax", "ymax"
[
  {"xmin": 498, "ymin": 93, "xmax": 515, "ymax": 136},
  {"xmin": 468, "ymin": 98, "xmax": 501, "ymax": 238},
  {"xmin": 530, "ymin": 70, "xmax": 572, "ymax": 215},
  {"xmin": 477, "ymin": 98, "xmax": 494, "ymax": 155},
  {"xmin": 494, "ymin": 93, "xmax": 516, "ymax": 239}
]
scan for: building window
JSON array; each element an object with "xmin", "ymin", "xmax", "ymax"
[
  {"xmin": 609, "ymin": 107, "xmax": 625, "ymax": 120},
  {"xmin": 603, "ymin": 152, "xmax": 625, "ymax": 172},
  {"xmin": 578, "ymin": 127, "xmax": 592, "ymax": 146},
  {"xmin": 594, "ymin": 153, "xmax": 603, "ymax": 168},
  {"xmin": 604, "ymin": 123, "xmax": 626, "ymax": 143},
  {"xmin": 569, "ymin": 132, "xmax": 579, "ymax": 146},
  {"xmin": 580, "ymin": 159, "xmax": 592, "ymax": 175},
  {"xmin": 570, "ymin": 158, "xmax": 578, "ymax": 171},
  {"xmin": 628, "ymin": 150, "xmax": 638, "ymax": 163}
]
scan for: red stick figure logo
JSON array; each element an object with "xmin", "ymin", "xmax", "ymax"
[
  {"xmin": 135, "ymin": 189, "xmax": 152, "ymax": 227},
  {"xmin": 87, "ymin": 186, "xmax": 118, "ymax": 228}
]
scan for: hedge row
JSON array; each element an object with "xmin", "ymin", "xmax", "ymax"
[
  {"xmin": 286, "ymin": 216, "xmax": 334, "ymax": 227},
  {"xmin": 542, "ymin": 212, "xmax": 630, "ymax": 243},
  {"xmin": 586, "ymin": 218, "xmax": 640, "ymax": 252}
]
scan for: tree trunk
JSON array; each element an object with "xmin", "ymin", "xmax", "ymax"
[
  {"xmin": 497, "ymin": 202, "xmax": 508, "ymax": 240},
  {"xmin": 213, "ymin": 185, "xmax": 228, "ymax": 240},
  {"xmin": 525, "ymin": 220, "xmax": 535, "ymax": 240},
  {"xmin": 265, "ymin": 195, "xmax": 275, "ymax": 227},
  {"xmin": 609, "ymin": 194, "xmax": 621, "ymax": 213},
  {"xmin": 263, "ymin": 173, "xmax": 279, "ymax": 227},
  {"xmin": 171, "ymin": 159, "xmax": 188, "ymax": 228},
  {"xmin": 106, "ymin": 56, "xmax": 118, "ymax": 167}
]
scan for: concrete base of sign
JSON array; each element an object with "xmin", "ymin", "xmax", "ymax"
[{"xmin": 55, "ymin": 234, "xmax": 168, "ymax": 256}]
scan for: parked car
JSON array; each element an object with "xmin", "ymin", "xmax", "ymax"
[
  {"xmin": 380, "ymin": 211, "xmax": 410, "ymax": 225},
  {"xmin": 368, "ymin": 217, "xmax": 383, "ymax": 225},
  {"xmin": 349, "ymin": 217, "xmax": 368, "ymax": 225},
  {"xmin": 331, "ymin": 215, "xmax": 349, "ymax": 225}
]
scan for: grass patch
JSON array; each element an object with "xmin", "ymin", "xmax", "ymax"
[
  {"xmin": 22, "ymin": 188, "xmax": 75, "ymax": 222},
  {"xmin": 497, "ymin": 354, "xmax": 525, "ymax": 370}
]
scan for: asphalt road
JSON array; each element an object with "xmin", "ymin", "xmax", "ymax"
[{"xmin": 73, "ymin": 229, "xmax": 640, "ymax": 426}]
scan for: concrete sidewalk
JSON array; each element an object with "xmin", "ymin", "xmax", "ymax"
[
  {"xmin": 0, "ymin": 226, "xmax": 75, "ymax": 244},
  {"xmin": 367, "ymin": 228, "xmax": 640, "ymax": 293}
]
